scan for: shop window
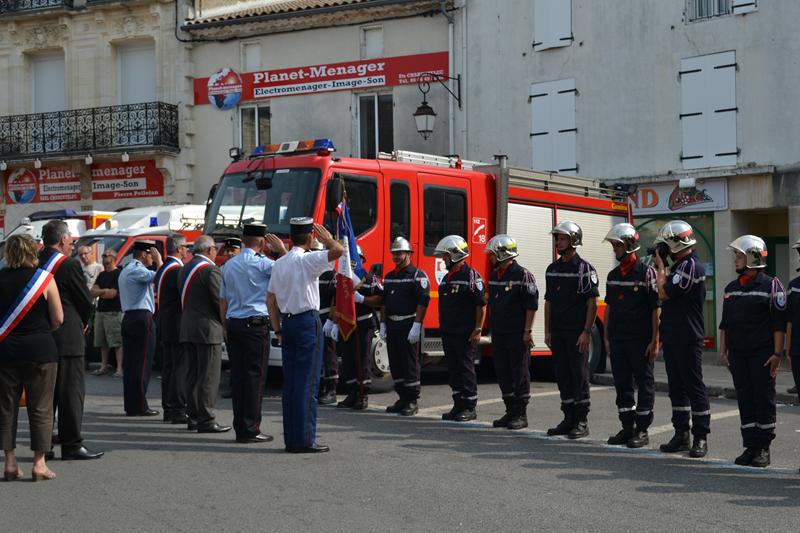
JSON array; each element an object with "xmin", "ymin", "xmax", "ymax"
[
  {"xmin": 361, "ymin": 26, "xmax": 384, "ymax": 59},
  {"xmin": 324, "ymin": 174, "xmax": 377, "ymax": 237},
  {"xmin": 529, "ymin": 78, "xmax": 577, "ymax": 175},
  {"xmin": 240, "ymin": 106, "xmax": 271, "ymax": 155},
  {"xmin": 423, "ymin": 187, "xmax": 466, "ymax": 255},
  {"xmin": 358, "ymin": 94, "xmax": 393, "ymax": 159},
  {"xmin": 390, "ymin": 181, "xmax": 410, "ymax": 241}
]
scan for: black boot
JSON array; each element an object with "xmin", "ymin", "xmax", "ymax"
[
  {"xmin": 607, "ymin": 427, "xmax": 634, "ymax": 446},
  {"xmin": 400, "ymin": 401, "xmax": 418, "ymax": 416},
  {"xmin": 627, "ymin": 430, "xmax": 649, "ymax": 449},
  {"xmin": 507, "ymin": 406, "xmax": 528, "ymax": 430},
  {"xmin": 659, "ymin": 430, "xmax": 690, "ymax": 453},
  {"xmin": 750, "ymin": 448, "xmax": 770, "ymax": 468},
  {"xmin": 688, "ymin": 437, "xmax": 708, "ymax": 458},
  {"xmin": 386, "ymin": 399, "xmax": 405, "ymax": 413},
  {"xmin": 568, "ymin": 420, "xmax": 589, "ymax": 439},
  {"xmin": 547, "ymin": 418, "xmax": 574, "ymax": 436},
  {"xmin": 319, "ymin": 389, "xmax": 337, "ymax": 406},
  {"xmin": 442, "ymin": 405, "xmax": 459, "ymax": 421},
  {"xmin": 492, "ymin": 399, "xmax": 514, "ymax": 428},
  {"xmin": 351, "ymin": 395, "xmax": 368, "ymax": 410},
  {"xmin": 452, "ymin": 408, "xmax": 477, "ymax": 422},
  {"xmin": 337, "ymin": 394, "xmax": 356, "ymax": 409},
  {"xmin": 734, "ymin": 447, "xmax": 757, "ymax": 466}
]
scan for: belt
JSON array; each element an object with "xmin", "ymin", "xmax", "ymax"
[
  {"xmin": 319, "ymin": 307, "xmax": 331, "ymax": 315},
  {"xmin": 230, "ymin": 316, "xmax": 269, "ymax": 327},
  {"xmin": 357, "ymin": 312, "xmax": 374, "ymax": 322},
  {"xmin": 388, "ymin": 314, "xmax": 416, "ymax": 321},
  {"xmin": 282, "ymin": 310, "xmax": 316, "ymax": 319}
]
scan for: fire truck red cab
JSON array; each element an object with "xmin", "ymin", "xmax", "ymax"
[{"xmin": 204, "ymin": 139, "xmax": 631, "ymax": 377}]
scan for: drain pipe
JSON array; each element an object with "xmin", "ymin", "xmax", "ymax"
[
  {"xmin": 440, "ymin": 0, "xmax": 456, "ymax": 155},
  {"xmin": 494, "ymin": 154, "xmax": 509, "ymax": 234}
]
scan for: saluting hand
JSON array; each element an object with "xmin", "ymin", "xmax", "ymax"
[
  {"xmin": 764, "ymin": 354, "xmax": 781, "ymax": 379},
  {"xmin": 313, "ymin": 223, "xmax": 334, "ymax": 245},
  {"xmin": 265, "ymin": 233, "xmax": 287, "ymax": 256}
]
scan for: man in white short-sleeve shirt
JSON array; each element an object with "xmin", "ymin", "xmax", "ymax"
[{"xmin": 268, "ymin": 218, "xmax": 343, "ymax": 453}]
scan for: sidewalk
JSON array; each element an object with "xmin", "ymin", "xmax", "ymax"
[{"xmin": 592, "ymin": 358, "xmax": 799, "ymax": 405}]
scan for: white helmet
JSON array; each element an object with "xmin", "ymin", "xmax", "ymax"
[
  {"xmin": 551, "ymin": 221, "xmax": 583, "ymax": 248},
  {"xmin": 484, "ymin": 234, "xmax": 519, "ymax": 262},
  {"xmin": 434, "ymin": 235, "xmax": 469, "ymax": 263},
  {"xmin": 390, "ymin": 236, "xmax": 412, "ymax": 253},
  {"xmin": 728, "ymin": 235, "xmax": 767, "ymax": 269},
  {"xmin": 655, "ymin": 220, "xmax": 696, "ymax": 254},
  {"xmin": 603, "ymin": 223, "xmax": 640, "ymax": 253}
]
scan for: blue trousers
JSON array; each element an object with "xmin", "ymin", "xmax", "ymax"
[{"xmin": 281, "ymin": 311, "xmax": 323, "ymax": 449}]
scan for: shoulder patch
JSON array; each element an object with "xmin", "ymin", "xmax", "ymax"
[
  {"xmin": 419, "ymin": 277, "xmax": 429, "ymax": 289},
  {"xmin": 672, "ymin": 274, "xmax": 681, "ymax": 285},
  {"xmin": 590, "ymin": 270, "xmax": 598, "ymax": 285}
]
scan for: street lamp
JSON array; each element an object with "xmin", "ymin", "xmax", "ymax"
[
  {"xmin": 413, "ymin": 72, "xmax": 462, "ymax": 140},
  {"xmin": 34, "ymin": 158, "xmax": 41, "ymax": 169},
  {"xmin": 85, "ymin": 154, "xmax": 93, "ymax": 165},
  {"xmin": 121, "ymin": 152, "xmax": 130, "ymax": 163}
]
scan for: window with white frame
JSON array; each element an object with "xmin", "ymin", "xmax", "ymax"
[
  {"xmin": 242, "ymin": 42, "xmax": 261, "ymax": 72},
  {"xmin": 689, "ymin": 0, "xmax": 756, "ymax": 20},
  {"xmin": 679, "ymin": 51, "xmax": 738, "ymax": 170},
  {"xmin": 361, "ymin": 26, "xmax": 383, "ymax": 59},
  {"xmin": 529, "ymin": 78, "xmax": 577, "ymax": 175},
  {"xmin": 533, "ymin": 0, "xmax": 572, "ymax": 51},
  {"xmin": 240, "ymin": 105, "xmax": 270, "ymax": 155},
  {"xmin": 357, "ymin": 93, "xmax": 393, "ymax": 159}
]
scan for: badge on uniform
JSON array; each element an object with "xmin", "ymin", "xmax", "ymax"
[
  {"xmin": 505, "ymin": 282, "xmax": 512, "ymax": 292},
  {"xmin": 476, "ymin": 280, "xmax": 484, "ymax": 291},
  {"xmin": 419, "ymin": 278, "xmax": 429, "ymax": 289},
  {"xmin": 777, "ymin": 292, "xmax": 787, "ymax": 308},
  {"xmin": 590, "ymin": 271, "xmax": 598, "ymax": 284},
  {"xmin": 672, "ymin": 274, "xmax": 681, "ymax": 285}
]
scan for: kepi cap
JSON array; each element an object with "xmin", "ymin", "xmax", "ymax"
[
  {"xmin": 132, "ymin": 240, "xmax": 156, "ymax": 253},
  {"xmin": 290, "ymin": 217, "xmax": 314, "ymax": 236},
  {"xmin": 242, "ymin": 224, "xmax": 267, "ymax": 238}
]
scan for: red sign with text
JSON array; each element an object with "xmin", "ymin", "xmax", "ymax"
[
  {"xmin": 4, "ymin": 167, "xmax": 81, "ymax": 204},
  {"xmin": 194, "ymin": 51, "xmax": 448, "ymax": 104},
  {"xmin": 90, "ymin": 161, "xmax": 164, "ymax": 200}
]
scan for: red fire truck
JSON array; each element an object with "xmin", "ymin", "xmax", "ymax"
[{"xmin": 204, "ymin": 139, "xmax": 631, "ymax": 383}]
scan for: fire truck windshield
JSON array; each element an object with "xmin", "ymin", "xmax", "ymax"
[{"xmin": 206, "ymin": 168, "xmax": 321, "ymax": 236}]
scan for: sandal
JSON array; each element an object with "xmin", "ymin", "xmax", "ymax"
[
  {"xmin": 92, "ymin": 368, "xmax": 111, "ymax": 376},
  {"xmin": 3, "ymin": 466, "xmax": 24, "ymax": 482},
  {"xmin": 113, "ymin": 371, "xmax": 123, "ymax": 378},
  {"xmin": 31, "ymin": 468, "xmax": 56, "ymax": 482}
]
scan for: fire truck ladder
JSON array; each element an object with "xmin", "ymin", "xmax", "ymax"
[{"xmin": 378, "ymin": 150, "xmax": 485, "ymax": 171}]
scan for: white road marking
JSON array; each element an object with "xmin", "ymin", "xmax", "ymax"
[
  {"xmin": 409, "ymin": 386, "xmax": 612, "ymax": 415},
  {"xmin": 647, "ymin": 408, "xmax": 743, "ymax": 436}
]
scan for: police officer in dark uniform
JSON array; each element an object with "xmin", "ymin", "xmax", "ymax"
[
  {"xmin": 484, "ymin": 235, "xmax": 537, "ymax": 429},
  {"xmin": 786, "ymin": 238, "xmax": 800, "ymax": 402},
  {"xmin": 545, "ymin": 221, "xmax": 599, "ymax": 440},
  {"xmin": 434, "ymin": 235, "xmax": 487, "ymax": 422},
  {"xmin": 719, "ymin": 235, "xmax": 786, "ymax": 468},
  {"xmin": 653, "ymin": 220, "xmax": 711, "ymax": 458},
  {"xmin": 334, "ymin": 245, "xmax": 382, "ymax": 410},
  {"xmin": 377, "ymin": 237, "xmax": 430, "ymax": 416},
  {"xmin": 318, "ymin": 259, "xmax": 339, "ymax": 406},
  {"xmin": 602, "ymin": 223, "xmax": 660, "ymax": 448},
  {"xmin": 224, "ymin": 237, "xmax": 242, "ymax": 259}
]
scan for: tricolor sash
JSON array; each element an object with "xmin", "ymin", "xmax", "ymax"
[
  {"xmin": 154, "ymin": 257, "xmax": 182, "ymax": 317},
  {"xmin": 0, "ymin": 268, "xmax": 53, "ymax": 343},
  {"xmin": 41, "ymin": 251, "xmax": 66, "ymax": 274},
  {"xmin": 180, "ymin": 257, "xmax": 213, "ymax": 309}
]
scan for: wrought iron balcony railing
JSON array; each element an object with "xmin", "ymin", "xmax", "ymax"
[
  {"xmin": 0, "ymin": 102, "xmax": 180, "ymax": 159},
  {"xmin": 0, "ymin": 0, "xmax": 71, "ymax": 13}
]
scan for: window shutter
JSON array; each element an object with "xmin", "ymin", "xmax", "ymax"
[
  {"xmin": 32, "ymin": 53, "xmax": 65, "ymax": 113},
  {"xmin": 243, "ymin": 43, "xmax": 261, "ymax": 72},
  {"xmin": 553, "ymin": 79, "xmax": 577, "ymax": 175},
  {"xmin": 533, "ymin": 0, "xmax": 572, "ymax": 51},
  {"xmin": 530, "ymin": 81, "xmax": 555, "ymax": 172},
  {"xmin": 732, "ymin": 0, "xmax": 757, "ymax": 14},
  {"xmin": 707, "ymin": 51, "xmax": 737, "ymax": 167},
  {"xmin": 119, "ymin": 44, "xmax": 156, "ymax": 105},
  {"xmin": 679, "ymin": 56, "xmax": 706, "ymax": 169},
  {"xmin": 362, "ymin": 27, "xmax": 384, "ymax": 59}
]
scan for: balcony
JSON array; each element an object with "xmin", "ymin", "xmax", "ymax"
[
  {"xmin": 0, "ymin": 102, "xmax": 180, "ymax": 160},
  {"xmin": 0, "ymin": 0, "xmax": 71, "ymax": 14}
]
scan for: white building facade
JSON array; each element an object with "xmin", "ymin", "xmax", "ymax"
[{"xmin": 455, "ymin": 0, "xmax": 800, "ymax": 350}]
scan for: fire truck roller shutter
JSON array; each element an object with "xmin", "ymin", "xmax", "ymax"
[
  {"xmin": 556, "ymin": 209, "xmax": 627, "ymax": 374},
  {"xmin": 506, "ymin": 203, "xmax": 554, "ymax": 354}
]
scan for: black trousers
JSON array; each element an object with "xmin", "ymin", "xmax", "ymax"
[
  {"xmin": 790, "ymin": 347, "xmax": 800, "ymax": 400},
  {"xmin": 551, "ymin": 330, "xmax": 590, "ymax": 421},
  {"xmin": 729, "ymin": 349, "xmax": 776, "ymax": 449},
  {"xmin": 444, "ymin": 333, "xmax": 479, "ymax": 410},
  {"xmin": 184, "ymin": 343, "xmax": 222, "ymax": 428},
  {"xmin": 227, "ymin": 319, "xmax": 268, "ymax": 439},
  {"xmin": 387, "ymin": 325, "xmax": 421, "ymax": 402},
  {"xmin": 609, "ymin": 338, "xmax": 655, "ymax": 430},
  {"xmin": 320, "ymin": 338, "xmax": 339, "ymax": 394},
  {"xmin": 662, "ymin": 338, "xmax": 710, "ymax": 437},
  {"xmin": 160, "ymin": 341, "xmax": 187, "ymax": 418},
  {"xmin": 121, "ymin": 310, "xmax": 155, "ymax": 415},
  {"xmin": 339, "ymin": 322, "xmax": 374, "ymax": 397},
  {"xmin": 54, "ymin": 355, "xmax": 86, "ymax": 449}
]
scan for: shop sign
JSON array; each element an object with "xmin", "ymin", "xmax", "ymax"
[
  {"xmin": 90, "ymin": 161, "xmax": 164, "ymax": 200},
  {"xmin": 629, "ymin": 179, "xmax": 727, "ymax": 215},
  {"xmin": 4, "ymin": 167, "xmax": 81, "ymax": 204},
  {"xmin": 194, "ymin": 51, "xmax": 448, "ymax": 105}
]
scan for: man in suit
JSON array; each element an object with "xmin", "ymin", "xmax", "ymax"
[
  {"xmin": 179, "ymin": 235, "xmax": 231, "ymax": 433},
  {"xmin": 155, "ymin": 235, "xmax": 190, "ymax": 424},
  {"xmin": 39, "ymin": 220, "xmax": 103, "ymax": 461}
]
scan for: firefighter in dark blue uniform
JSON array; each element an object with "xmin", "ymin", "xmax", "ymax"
[
  {"xmin": 318, "ymin": 267, "xmax": 339, "ymax": 405},
  {"xmin": 545, "ymin": 221, "xmax": 599, "ymax": 440},
  {"xmin": 653, "ymin": 220, "xmax": 711, "ymax": 458},
  {"xmin": 484, "ymin": 235, "xmax": 537, "ymax": 429},
  {"xmin": 333, "ymin": 245, "xmax": 382, "ymax": 410},
  {"xmin": 785, "ymin": 239, "xmax": 800, "ymax": 403},
  {"xmin": 435, "ymin": 235, "xmax": 487, "ymax": 422},
  {"xmin": 719, "ymin": 235, "xmax": 786, "ymax": 468},
  {"xmin": 602, "ymin": 223, "xmax": 660, "ymax": 448},
  {"xmin": 377, "ymin": 237, "xmax": 430, "ymax": 416}
]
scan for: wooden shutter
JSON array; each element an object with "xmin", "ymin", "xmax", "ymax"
[
  {"xmin": 533, "ymin": 0, "xmax": 572, "ymax": 51},
  {"xmin": 732, "ymin": 0, "xmax": 757, "ymax": 14}
]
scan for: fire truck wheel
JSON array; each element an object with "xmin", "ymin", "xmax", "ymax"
[
  {"xmin": 369, "ymin": 333, "xmax": 394, "ymax": 393},
  {"xmin": 587, "ymin": 324, "xmax": 606, "ymax": 376}
]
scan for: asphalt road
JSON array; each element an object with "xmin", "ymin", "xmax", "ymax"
[{"xmin": 4, "ymin": 370, "xmax": 800, "ymax": 532}]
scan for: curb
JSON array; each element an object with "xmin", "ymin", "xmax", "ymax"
[{"xmin": 591, "ymin": 373, "xmax": 799, "ymax": 406}]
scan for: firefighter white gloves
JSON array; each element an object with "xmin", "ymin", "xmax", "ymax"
[
  {"xmin": 331, "ymin": 324, "xmax": 339, "ymax": 342},
  {"xmin": 379, "ymin": 322, "xmax": 387, "ymax": 340},
  {"xmin": 354, "ymin": 292, "xmax": 365, "ymax": 304},
  {"xmin": 408, "ymin": 322, "xmax": 422, "ymax": 344},
  {"xmin": 323, "ymin": 319, "xmax": 334, "ymax": 337}
]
